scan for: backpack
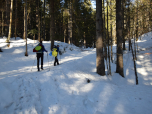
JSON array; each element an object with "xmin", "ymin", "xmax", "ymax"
[
  {"xmin": 33, "ymin": 43, "xmax": 43, "ymax": 52},
  {"xmin": 52, "ymin": 45, "xmax": 58, "ymax": 57}
]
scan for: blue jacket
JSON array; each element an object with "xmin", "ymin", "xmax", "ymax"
[
  {"xmin": 53, "ymin": 45, "xmax": 59, "ymax": 52},
  {"xmin": 56, "ymin": 47, "xmax": 59, "ymax": 52}
]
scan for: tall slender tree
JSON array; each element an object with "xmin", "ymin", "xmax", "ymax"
[
  {"xmin": 110, "ymin": 0, "xmax": 113, "ymax": 63},
  {"xmin": 6, "ymin": 0, "xmax": 13, "ymax": 42},
  {"xmin": 50, "ymin": 0, "xmax": 55, "ymax": 50},
  {"xmin": 1, "ymin": 4, "xmax": 4, "ymax": 38},
  {"xmin": 116, "ymin": 0, "xmax": 124, "ymax": 77},
  {"xmin": 103, "ymin": 0, "xmax": 107, "ymax": 61},
  {"xmin": 36, "ymin": 0, "xmax": 40, "ymax": 41},
  {"xmin": 68, "ymin": 0, "xmax": 72, "ymax": 44},
  {"xmin": 15, "ymin": 0, "xmax": 17, "ymax": 40},
  {"xmin": 43, "ymin": 0, "xmax": 46, "ymax": 40},
  {"xmin": 122, "ymin": 0, "xmax": 125, "ymax": 50},
  {"xmin": 128, "ymin": 0, "xmax": 131, "ymax": 51},
  {"xmin": 5, "ymin": 0, "xmax": 9, "ymax": 37},
  {"xmin": 107, "ymin": 0, "xmax": 111, "ymax": 75},
  {"xmin": 24, "ymin": 0, "xmax": 28, "ymax": 56},
  {"xmin": 96, "ymin": 0, "xmax": 105, "ymax": 76}
]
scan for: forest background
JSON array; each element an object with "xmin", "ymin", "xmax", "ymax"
[{"xmin": 1, "ymin": 0, "xmax": 151, "ymax": 47}]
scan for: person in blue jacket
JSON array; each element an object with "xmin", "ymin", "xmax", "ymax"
[
  {"xmin": 36, "ymin": 40, "xmax": 47, "ymax": 71},
  {"xmin": 54, "ymin": 45, "xmax": 60, "ymax": 66}
]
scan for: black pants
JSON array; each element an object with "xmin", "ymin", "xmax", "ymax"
[
  {"xmin": 54, "ymin": 56, "xmax": 59, "ymax": 66},
  {"xmin": 37, "ymin": 53, "xmax": 43, "ymax": 70}
]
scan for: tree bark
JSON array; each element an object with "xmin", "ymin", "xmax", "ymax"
[
  {"xmin": 6, "ymin": 0, "xmax": 13, "ymax": 42},
  {"xmin": 15, "ymin": 0, "xmax": 17, "ymax": 40},
  {"xmin": 50, "ymin": 0, "xmax": 55, "ymax": 50},
  {"xmin": 127, "ymin": 0, "xmax": 131, "ymax": 51},
  {"xmin": 43, "ymin": 0, "xmax": 46, "ymax": 40},
  {"xmin": 5, "ymin": 0, "xmax": 9, "ymax": 37},
  {"xmin": 131, "ymin": 42, "xmax": 138, "ymax": 85},
  {"xmin": 38, "ymin": 0, "xmax": 40, "ymax": 41},
  {"xmin": 107, "ymin": 1, "xmax": 111, "ymax": 75},
  {"xmin": 2, "ymin": 7, "xmax": 4, "ymax": 38},
  {"xmin": 68, "ymin": 0, "xmax": 72, "ymax": 44},
  {"xmin": 96, "ymin": 0, "xmax": 105, "ymax": 76},
  {"xmin": 36, "ymin": 0, "xmax": 40, "ymax": 41},
  {"xmin": 110, "ymin": 0, "xmax": 113, "ymax": 63},
  {"xmin": 103, "ymin": 0, "xmax": 107, "ymax": 61},
  {"xmin": 122, "ymin": 0, "xmax": 125, "ymax": 50},
  {"xmin": 116, "ymin": 0, "xmax": 124, "ymax": 77},
  {"xmin": 150, "ymin": 0, "xmax": 152, "ymax": 31},
  {"xmin": 24, "ymin": 0, "xmax": 28, "ymax": 56}
]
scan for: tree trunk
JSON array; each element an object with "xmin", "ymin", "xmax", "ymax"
[
  {"xmin": 6, "ymin": 0, "xmax": 13, "ymax": 42},
  {"xmin": 24, "ymin": 0, "xmax": 28, "ymax": 56},
  {"xmin": 133, "ymin": 18, "xmax": 137, "ymax": 60},
  {"xmin": 122, "ymin": 0, "xmax": 125, "ymax": 50},
  {"xmin": 41, "ymin": 2, "xmax": 42, "ymax": 40},
  {"xmin": 5, "ymin": 0, "xmax": 9, "ymax": 37},
  {"xmin": 150, "ymin": 0, "xmax": 152, "ymax": 31},
  {"xmin": 36, "ymin": 0, "xmax": 40, "ymax": 41},
  {"xmin": 68, "ymin": 0, "xmax": 72, "ymax": 44},
  {"xmin": 50, "ymin": 0, "xmax": 55, "ymax": 50},
  {"xmin": 128, "ymin": 0, "xmax": 131, "ymax": 51},
  {"xmin": 2, "ymin": 8, "xmax": 4, "ymax": 38},
  {"xmin": 96, "ymin": 0, "xmax": 105, "ymax": 76},
  {"xmin": 15, "ymin": 0, "xmax": 17, "ymax": 40},
  {"xmin": 107, "ymin": 1, "xmax": 111, "ymax": 75},
  {"xmin": 110, "ymin": 0, "xmax": 113, "ymax": 63},
  {"xmin": 103, "ymin": 0, "xmax": 107, "ymax": 61},
  {"xmin": 43, "ymin": 0, "xmax": 46, "ymax": 40},
  {"xmin": 38, "ymin": 0, "xmax": 40, "ymax": 41},
  {"xmin": 64, "ymin": 27, "xmax": 66, "ymax": 43},
  {"xmin": 116, "ymin": 0, "xmax": 124, "ymax": 77},
  {"xmin": 84, "ymin": 32, "xmax": 86, "ymax": 48},
  {"xmin": 131, "ymin": 42, "xmax": 138, "ymax": 85},
  {"xmin": 136, "ymin": 0, "xmax": 139, "ymax": 52}
]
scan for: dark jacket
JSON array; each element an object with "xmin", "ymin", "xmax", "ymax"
[
  {"xmin": 37, "ymin": 43, "xmax": 47, "ymax": 53},
  {"xmin": 56, "ymin": 47, "xmax": 59, "ymax": 52}
]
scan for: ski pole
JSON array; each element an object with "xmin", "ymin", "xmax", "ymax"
[
  {"xmin": 52, "ymin": 56, "xmax": 54, "ymax": 66},
  {"xmin": 31, "ymin": 58, "xmax": 36, "ymax": 71},
  {"xmin": 47, "ymin": 52, "xmax": 50, "ymax": 71},
  {"xmin": 60, "ymin": 54, "xmax": 61, "ymax": 64}
]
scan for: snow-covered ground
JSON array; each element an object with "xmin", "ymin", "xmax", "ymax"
[{"xmin": 0, "ymin": 32, "xmax": 152, "ymax": 114}]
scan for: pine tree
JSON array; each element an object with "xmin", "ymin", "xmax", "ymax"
[
  {"xmin": 116, "ymin": 0, "xmax": 124, "ymax": 77},
  {"xmin": 68, "ymin": 0, "xmax": 72, "ymax": 44},
  {"xmin": 1, "ymin": 2, "xmax": 4, "ymax": 38},
  {"xmin": 96, "ymin": 0, "xmax": 105, "ymax": 76},
  {"xmin": 15, "ymin": 0, "xmax": 17, "ymax": 40},
  {"xmin": 24, "ymin": 0, "xmax": 28, "ymax": 56},
  {"xmin": 50, "ymin": 0, "xmax": 55, "ymax": 50}
]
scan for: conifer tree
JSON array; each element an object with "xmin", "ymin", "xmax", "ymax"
[
  {"xmin": 50, "ymin": 0, "xmax": 55, "ymax": 50},
  {"xmin": 116, "ymin": 0, "xmax": 124, "ymax": 77},
  {"xmin": 96, "ymin": 0, "xmax": 105, "ymax": 76},
  {"xmin": 24, "ymin": 0, "xmax": 28, "ymax": 56},
  {"xmin": 15, "ymin": 0, "xmax": 17, "ymax": 40}
]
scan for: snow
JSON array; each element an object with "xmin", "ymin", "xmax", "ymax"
[{"xmin": 0, "ymin": 32, "xmax": 152, "ymax": 114}]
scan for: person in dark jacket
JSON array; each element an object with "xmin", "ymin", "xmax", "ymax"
[
  {"xmin": 36, "ymin": 40, "xmax": 47, "ymax": 71},
  {"xmin": 54, "ymin": 45, "xmax": 60, "ymax": 66}
]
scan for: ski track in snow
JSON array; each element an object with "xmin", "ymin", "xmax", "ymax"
[
  {"xmin": 1, "ymin": 34, "xmax": 152, "ymax": 114},
  {"xmin": 13, "ymin": 74, "xmax": 42, "ymax": 114}
]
